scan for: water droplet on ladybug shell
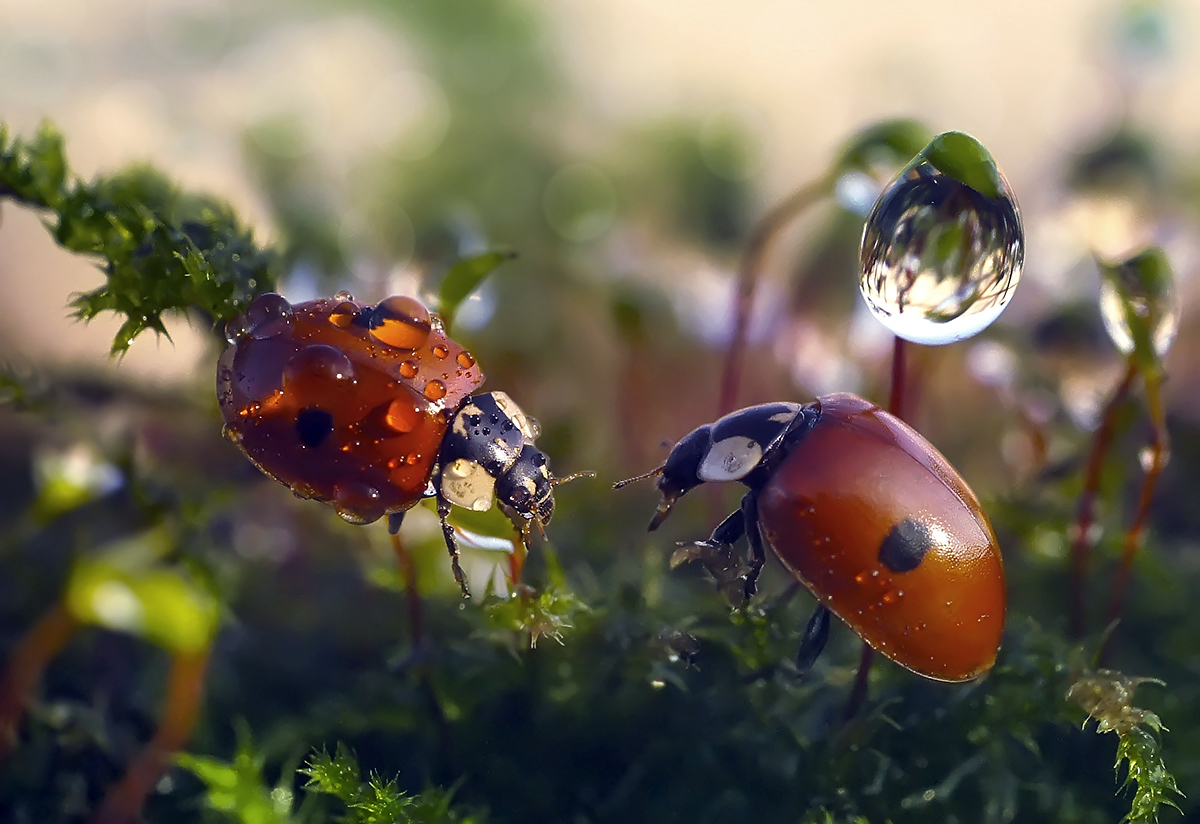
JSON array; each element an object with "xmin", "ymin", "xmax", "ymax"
[
  {"xmin": 424, "ymin": 380, "xmax": 447, "ymax": 401},
  {"xmin": 240, "ymin": 293, "xmax": 295, "ymax": 341},
  {"xmin": 860, "ymin": 132, "xmax": 1023, "ymax": 345},
  {"xmin": 333, "ymin": 482, "xmax": 382, "ymax": 524},
  {"xmin": 384, "ymin": 397, "xmax": 423, "ymax": 433},
  {"xmin": 328, "ymin": 301, "xmax": 360, "ymax": 328},
  {"xmin": 432, "ymin": 344, "xmax": 449, "ymax": 359},
  {"xmin": 398, "ymin": 360, "xmax": 419, "ymax": 379},
  {"xmin": 282, "ymin": 344, "xmax": 357, "ymax": 389},
  {"xmin": 457, "ymin": 351, "xmax": 476, "ymax": 369},
  {"xmin": 369, "ymin": 295, "xmax": 431, "ymax": 349}
]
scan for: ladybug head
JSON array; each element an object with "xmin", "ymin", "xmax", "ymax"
[
  {"xmin": 496, "ymin": 445, "xmax": 594, "ymax": 538},
  {"xmin": 614, "ymin": 424, "xmax": 713, "ymax": 531},
  {"xmin": 496, "ymin": 444, "xmax": 556, "ymax": 526}
]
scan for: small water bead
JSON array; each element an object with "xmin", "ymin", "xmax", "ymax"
[
  {"xmin": 369, "ymin": 296, "xmax": 432, "ymax": 349},
  {"xmin": 860, "ymin": 132, "xmax": 1023, "ymax": 345},
  {"xmin": 333, "ymin": 290, "xmax": 355, "ymax": 302},
  {"xmin": 1098, "ymin": 248, "xmax": 1180, "ymax": 360},
  {"xmin": 399, "ymin": 360, "xmax": 419, "ymax": 379},
  {"xmin": 456, "ymin": 351, "xmax": 476, "ymax": 369},
  {"xmin": 424, "ymin": 380, "xmax": 447, "ymax": 401},
  {"xmin": 432, "ymin": 344, "xmax": 449, "ymax": 359}
]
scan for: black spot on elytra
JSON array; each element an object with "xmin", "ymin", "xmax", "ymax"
[
  {"xmin": 295, "ymin": 407, "xmax": 335, "ymax": 447},
  {"xmin": 878, "ymin": 518, "xmax": 933, "ymax": 573}
]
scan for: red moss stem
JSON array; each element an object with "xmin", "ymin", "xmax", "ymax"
[
  {"xmin": 1069, "ymin": 361, "xmax": 1137, "ymax": 639},
  {"xmin": 1099, "ymin": 368, "xmax": 1168, "ymax": 665},
  {"xmin": 888, "ymin": 336, "xmax": 908, "ymax": 421},
  {"xmin": 391, "ymin": 531, "xmax": 426, "ymax": 649},
  {"xmin": 95, "ymin": 650, "xmax": 210, "ymax": 824},
  {"xmin": 718, "ymin": 175, "xmax": 834, "ymax": 417},
  {"xmin": 844, "ymin": 644, "xmax": 876, "ymax": 723},
  {"xmin": 0, "ymin": 603, "xmax": 80, "ymax": 756}
]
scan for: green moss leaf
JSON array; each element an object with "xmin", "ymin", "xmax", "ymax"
[
  {"xmin": 437, "ymin": 250, "xmax": 516, "ymax": 334},
  {"xmin": 1069, "ymin": 669, "xmax": 1184, "ymax": 824},
  {"xmin": 918, "ymin": 131, "xmax": 1004, "ymax": 199}
]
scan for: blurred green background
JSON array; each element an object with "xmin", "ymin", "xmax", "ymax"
[{"xmin": 3, "ymin": 0, "xmax": 1200, "ymax": 822}]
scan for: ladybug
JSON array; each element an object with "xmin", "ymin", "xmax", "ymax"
[
  {"xmin": 217, "ymin": 290, "xmax": 577, "ymax": 595},
  {"xmin": 615, "ymin": 393, "xmax": 1005, "ymax": 682}
]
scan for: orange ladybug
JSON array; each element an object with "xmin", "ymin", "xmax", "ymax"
[
  {"xmin": 218, "ymin": 291, "xmax": 569, "ymax": 594},
  {"xmin": 616, "ymin": 393, "xmax": 1005, "ymax": 682}
]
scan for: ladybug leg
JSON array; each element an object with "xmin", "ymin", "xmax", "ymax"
[
  {"xmin": 794, "ymin": 604, "xmax": 831, "ymax": 675},
  {"xmin": 672, "ymin": 506, "xmax": 757, "ymax": 607},
  {"xmin": 739, "ymin": 491, "xmax": 767, "ymax": 603},
  {"xmin": 435, "ymin": 495, "xmax": 472, "ymax": 599}
]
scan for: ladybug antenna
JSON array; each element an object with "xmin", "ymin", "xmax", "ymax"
[
  {"xmin": 552, "ymin": 470, "xmax": 596, "ymax": 487},
  {"xmin": 612, "ymin": 465, "xmax": 664, "ymax": 490}
]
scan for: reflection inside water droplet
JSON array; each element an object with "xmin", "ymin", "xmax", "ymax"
[
  {"xmin": 369, "ymin": 295, "xmax": 432, "ymax": 349},
  {"xmin": 860, "ymin": 159, "xmax": 1023, "ymax": 345}
]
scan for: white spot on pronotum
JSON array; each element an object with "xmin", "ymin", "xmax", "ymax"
[{"xmin": 698, "ymin": 436, "xmax": 762, "ymax": 482}]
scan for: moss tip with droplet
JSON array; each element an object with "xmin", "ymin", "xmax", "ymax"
[
  {"xmin": 1106, "ymin": 246, "xmax": 1173, "ymax": 297},
  {"xmin": 919, "ymin": 131, "xmax": 1005, "ymax": 200}
]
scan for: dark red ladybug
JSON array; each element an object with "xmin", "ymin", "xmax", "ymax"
[
  {"xmin": 217, "ymin": 291, "xmax": 574, "ymax": 595},
  {"xmin": 616, "ymin": 393, "xmax": 1005, "ymax": 682}
]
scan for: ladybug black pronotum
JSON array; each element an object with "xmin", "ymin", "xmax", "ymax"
[
  {"xmin": 218, "ymin": 291, "xmax": 583, "ymax": 595},
  {"xmin": 616, "ymin": 393, "xmax": 1005, "ymax": 682}
]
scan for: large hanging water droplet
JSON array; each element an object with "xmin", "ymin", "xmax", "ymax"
[
  {"xmin": 1098, "ymin": 247, "xmax": 1179, "ymax": 361},
  {"xmin": 860, "ymin": 132, "xmax": 1024, "ymax": 345}
]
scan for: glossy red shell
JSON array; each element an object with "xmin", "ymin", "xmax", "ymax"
[
  {"xmin": 216, "ymin": 293, "xmax": 485, "ymax": 524},
  {"xmin": 756, "ymin": 393, "xmax": 1005, "ymax": 681}
]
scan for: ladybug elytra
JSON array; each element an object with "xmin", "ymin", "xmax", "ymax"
[{"xmin": 616, "ymin": 393, "xmax": 1005, "ymax": 682}]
